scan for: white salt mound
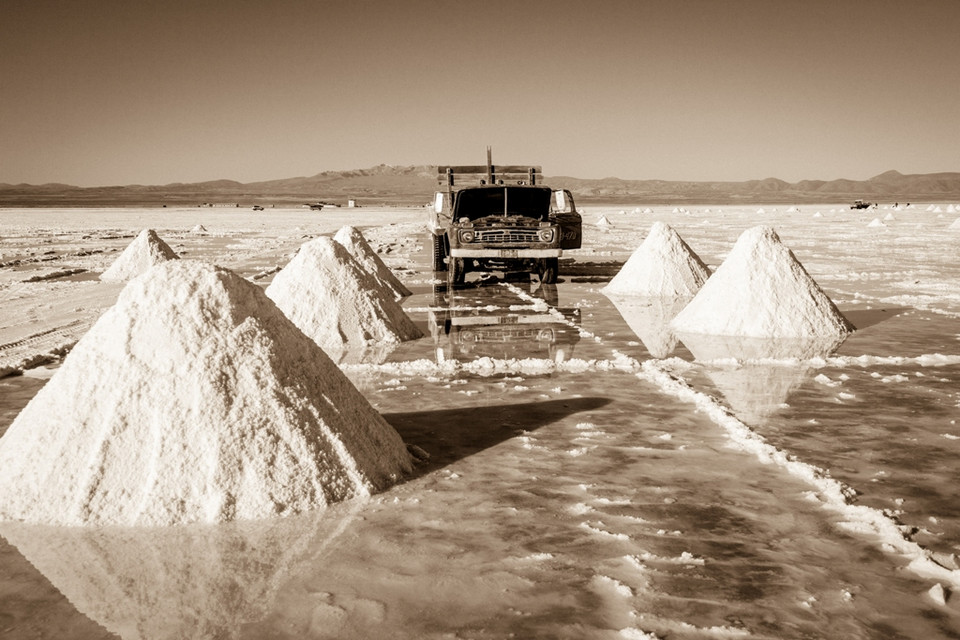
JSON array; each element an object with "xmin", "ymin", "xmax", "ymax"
[
  {"xmin": 0, "ymin": 260, "xmax": 412, "ymax": 526},
  {"xmin": 100, "ymin": 229, "xmax": 178, "ymax": 282},
  {"xmin": 670, "ymin": 225, "xmax": 854, "ymax": 339},
  {"xmin": 266, "ymin": 236, "xmax": 422, "ymax": 355},
  {"xmin": 191, "ymin": 224, "xmax": 208, "ymax": 234},
  {"xmin": 867, "ymin": 218, "xmax": 886, "ymax": 228},
  {"xmin": 596, "ymin": 215, "xmax": 611, "ymax": 226},
  {"xmin": 949, "ymin": 217, "xmax": 960, "ymax": 230},
  {"xmin": 601, "ymin": 222, "xmax": 710, "ymax": 297},
  {"xmin": 333, "ymin": 225, "xmax": 412, "ymax": 298},
  {"xmin": 883, "ymin": 212, "xmax": 896, "ymax": 221}
]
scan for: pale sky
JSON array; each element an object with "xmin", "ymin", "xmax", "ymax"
[{"xmin": 2, "ymin": 0, "xmax": 958, "ymax": 186}]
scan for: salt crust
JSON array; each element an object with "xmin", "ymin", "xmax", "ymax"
[
  {"xmin": 333, "ymin": 225, "xmax": 412, "ymax": 298},
  {"xmin": 639, "ymin": 357, "xmax": 960, "ymax": 590},
  {"xmin": 602, "ymin": 222, "xmax": 710, "ymax": 297},
  {"xmin": 100, "ymin": 229, "xmax": 178, "ymax": 282},
  {"xmin": 0, "ymin": 260, "xmax": 412, "ymax": 526},
  {"xmin": 671, "ymin": 226, "xmax": 854, "ymax": 339},
  {"xmin": 266, "ymin": 236, "xmax": 422, "ymax": 356}
]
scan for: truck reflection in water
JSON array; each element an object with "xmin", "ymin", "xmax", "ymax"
[{"xmin": 428, "ymin": 280, "xmax": 581, "ymax": 364}]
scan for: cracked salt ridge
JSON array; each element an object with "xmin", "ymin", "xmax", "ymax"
[
  {"xmin": 343, "ymin": 353, "xmax": 641, "ymax": 378},
  {"xmin": 510, "ymin": 272, "xmax": 960, "ymax": 593},
  {"xmin": 637, "ymin": 356, "xmax": 960, "ymax": 590},
  {"xmin": 680, "ymin": 353, "xmax": 960, "ymax": 368}
]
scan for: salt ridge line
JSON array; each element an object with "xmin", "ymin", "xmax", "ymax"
[
  {"xmin": 679, "ymin": 354, "xmax": 960, "ymax": 368},
  {"xmin": 636, "ymin": 357, "xmax": 960, "ymax": 590},
  {"xmin": 499, "ymin": 282, "xmax": 601, "ymax": 341},
  {"xmin": 342, "ymin": 355, "xmax": 641, "ymax": 378},
  {"xmin": 499, "ymin": 281, "xmax": 960, "ymax": 590}
]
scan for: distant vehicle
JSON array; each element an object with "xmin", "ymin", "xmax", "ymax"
[
  {"xmin": 429, "ymin": 149, "xmax": 582, "ymax": 285},
  {"xmin": 851, "ymin": 199, "xmax": 874, "ymax": 209},
  {"xmin": 252, "ymin": 205, "xmax": 264, "ymax": 211},
  {"xmin": 306, "ymin": 202, "xmax": 324, "ymax": 211}
]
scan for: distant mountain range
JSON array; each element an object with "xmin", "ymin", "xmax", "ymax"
[{"xmin": 2, "ymin": 165, "xmax": 959, "ymax": 206}]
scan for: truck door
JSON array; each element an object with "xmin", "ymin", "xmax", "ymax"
[{"xmin": 551, "ymin": 189, "xmax": 582, "ymax": 250}]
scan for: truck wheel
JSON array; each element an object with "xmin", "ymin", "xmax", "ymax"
[
  {"xmin": 449, "ymin": 257, "xmax": 466, "ymax": 286},
  {"xmin": 432, "ymin": 234, "xmax": 447, "ymax": 272},
  {"xmin": 539, "ymin": 258, "xmax": 558, "ymax": 284}
]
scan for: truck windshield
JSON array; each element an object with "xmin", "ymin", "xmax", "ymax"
[{"xmin": 454, "ymin": 186, "xmax": 552, "ymax": 221}]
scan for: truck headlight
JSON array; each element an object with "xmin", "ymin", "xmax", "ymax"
[
  {"xmin": 537, "ymin": 228, "xmax": 555, "ymax": 243},
  {"xmin": 459, "ymin": 229, "xmax": 475, "ymax": 243}
]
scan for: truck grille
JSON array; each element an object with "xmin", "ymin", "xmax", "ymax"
[{"xmin": 474, "ymin": 228, "xmax": 539, "ymax": 243}]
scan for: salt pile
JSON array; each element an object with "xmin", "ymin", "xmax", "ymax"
[
  {"xmin": 949, "ymin": 217, "xmax": 960, "ymax": 230},
  {"xmin": 191, "ymin": 224, "xmax": 208, "ymax": 234},
  {"xmin": 883, "ymin": 212, "xmax": 896, "ymax": 221},
  {"xmin": 100, "ymin": 229, "xmax": 178, "ymax": 282},
  {"xmin": 266, "ymin": 236, "xmax": 422, "ymax": 355},
  {"xmin": 867, "ymin": 218, "xmax": 886, "ymax": 228},
  {"xmin": 333, "ymin": 225, "xmax": 412, "ymax": 298},
  {"xmin": 671, "ymin": 226, "xmax": 854, "ymax": 339},
  {"xmin": 596, "ymin": 215, "xmax": 611, "ymax": 226},
  {"xmin": 0, "ymin": 260, "xmax": 412, "ymax": 526},
  {"xmin": 601, "ymin": 222, "xmax": 710, "ymax": 297}
]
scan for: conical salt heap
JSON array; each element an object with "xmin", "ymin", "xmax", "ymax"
[
  {"xmin": 671, "ymin": 226, "xmax": 854, "ymax": 339},
  {"xmin": 333, "ymin": 225, "xmax": 412, "ymax": 298},
  {"xmin": 0, "ymin": 260, "xmax": 412, "ymax": 527},
  {"xmin": 949, "ymin": 217, "xmax": 960, "ymax": 230},
  {"xmin": 100, "ymin": 229, "xmax": 178, "ymax": 282},
  {"xmin": 602, "ymin": 222, "xmax": 711, "ymax": 297},
  {"xmin": 266, "ymin": 236, "xmax": 422, "ymax": 356}
]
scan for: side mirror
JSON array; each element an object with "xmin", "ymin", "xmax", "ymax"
[
  {"xmin": 553, "ymin": 190, "xmax": 567, "ymax": 212},
  {"xmin": 434, "ymin": 192, "xmax": 444, "ymax": 214}
]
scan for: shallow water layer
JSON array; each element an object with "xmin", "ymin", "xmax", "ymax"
[{"xmin": 2, "ymin": 204, "xmax": 960, "ymax": 638}]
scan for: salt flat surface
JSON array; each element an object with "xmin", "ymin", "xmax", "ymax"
[{"xmin": 2, "ymin": 204, "xmax": 960, "ymax": 638}]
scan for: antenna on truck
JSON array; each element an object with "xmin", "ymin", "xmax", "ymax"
[{"xmin": 486, "ymin": 146, "xmax": 493, "ymax": 185}]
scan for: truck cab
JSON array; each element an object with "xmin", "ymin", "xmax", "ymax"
[{"xmin": 428, "ymin": 157, "xmax": 582, "ymax": 285}]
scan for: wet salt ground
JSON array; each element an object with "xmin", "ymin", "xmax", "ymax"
[{"xmin": 2, "ymin": 204, "xmax": 960, "ymax": 638}]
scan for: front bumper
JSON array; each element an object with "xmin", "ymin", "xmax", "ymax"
[{"xmin": 450, "ymin": 247, "xmax": 562, "ymax": 258}]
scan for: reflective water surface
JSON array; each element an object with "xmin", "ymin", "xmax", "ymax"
[{"xmin": 3, "ymin": 205, "xmax": 960, "ymax": 638}]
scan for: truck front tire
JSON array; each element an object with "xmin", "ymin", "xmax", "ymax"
[
  {"xmin": 432, "ymin": 234, "xmax": 447, "ymax": 272},
  {"xmin": 449, "ymin": 257, "xmax": 466, "ymax": 286}
]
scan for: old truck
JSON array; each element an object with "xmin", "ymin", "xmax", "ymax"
[{"xmin": 428, "ymin": 152, "xmax": 582, "ymax": 285}]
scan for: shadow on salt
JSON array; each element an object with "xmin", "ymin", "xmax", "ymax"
[
  {"xmin": 0, "ymin": 500, "xmax": 362, "ymax": 640},
  {"xmin": 676, "ymin": 332, "xmax": 849, "ymax": 426}
]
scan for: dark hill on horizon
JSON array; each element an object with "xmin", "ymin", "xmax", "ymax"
[{"xmin": 2, "ymin": 165, "xmax": 959, "ymax": 206}]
